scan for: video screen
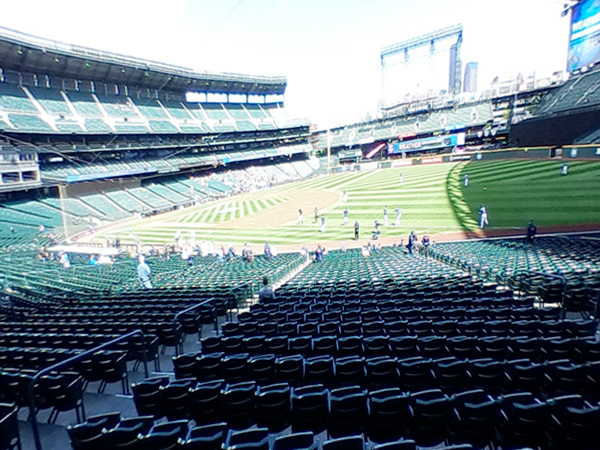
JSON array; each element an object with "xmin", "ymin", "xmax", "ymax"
[{"xmin": 568, "ymin": 0, "xmax": 600, "ymax": 72}]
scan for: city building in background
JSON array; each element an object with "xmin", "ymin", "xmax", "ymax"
[{"xmin": 463, "ymin": 62, "xmax": 478, "ymax": 93}]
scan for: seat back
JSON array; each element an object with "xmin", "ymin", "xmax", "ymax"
[{"xmin": 273, "ymin": 431, "xmax": 316, "ymax": 450}]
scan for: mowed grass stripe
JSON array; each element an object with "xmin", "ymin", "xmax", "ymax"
[
  {"xmin": 520, "ymin": 161, "xmax": 598, "ymax": 182},
  {"xmin": 175, "ymin": 208, "xmax": 205, "ymax": 223},
  {"xmin": 468, "ymin": 161, "xmax": 559, "ymax": 184},
  {"xmin": 246, "ymin": 200, "xmax": 256, "ymax": 215},
  {"xmin": 318, "ymin": 171, "xmax": 381, "ymax": 190},
  {"xmin": 197, "ymin": 208, "xmax": 212, "ymax": 223},
  {"xmin": 209, "ymin": 203, "xmax": 228, "ymax": 222},
  {"xmin": 201, "ymin": 205, "xmax": 217, "ymax": 223},
  {"xmin": 463, "ymin": 159, "xmax": 526, "ymax": 176},
  {"xmin": 255, "ymin": 199, "xmax": 268, "ymax": 211},
  {"xmin": 293, "ymin": 172, "xmax": 350, "ymax": 190},
  {"xmin": 460, "ymin": 160, "xmax": 528, "ymax": 180}
]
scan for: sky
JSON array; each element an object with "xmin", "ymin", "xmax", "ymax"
[{"xmin": 0, "ymin": 0, "xmax": 572, "ymax": 128}]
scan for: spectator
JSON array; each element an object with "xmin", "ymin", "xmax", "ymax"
[
  {"xmin": 225, "ymin": 244, "xmax": 236, "ymax": 260},
  {"xmin": 137, "ymin": 255, "xmax": 152, "ymax": 289},
  {"xmin": 258, "ymin": 276, "xmax": 276, "ymax": 303},
  {"xmin": 361, "ymin": 243, "xmax": 371, "ymax": 258},
  {"xmin": 60, "ymin": 252, "xmax": 71, "ymax": 270},
  {"xmin": 407, "ymin": 231, "xmax": 417, "ymax": 255},
  {"xmin": 242, "ymin": 243, "xmax": 254, "ymax": 263},
  {"xmin": 422, "ymin": 231, "xmax": 431, "ymax": 248},
  {"xmin": 315, "ymin": 244, "xmax": 324, "ymax": 262}
]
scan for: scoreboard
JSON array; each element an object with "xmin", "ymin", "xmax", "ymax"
[{"xmin": 568, "ymin": 0, "xmax": 600, "ymax": 72}]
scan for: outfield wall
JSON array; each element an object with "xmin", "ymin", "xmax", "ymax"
[
  {"xmin": 334, "ymin": 146, "xmax": 600, "ymax": 173},
  {"xmin": 447, "ymin": 146, "xmax": 600, "ymax": 161},
  {"xmin": 564, "ymin": 145, "xmax": 600, "ymax": 158}
]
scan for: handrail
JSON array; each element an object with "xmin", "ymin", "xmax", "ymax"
[
  {"xmin": 227, "ymin": 281, "xmax": 254, "ymax": 320},
  {"xmin": 171, "ymin": 280, "xmax": 264, "ymax": 357},
  {"xmin": 172, "ymin": 298, "xmax": 218, "ymax": 357},
  {"xmin": 423, "ymin": 245, "xmax": 489, "ymax": 280},
  {"xmin": 519, "ymin": 269, "xmax": 568, "ymax": 311},
  {"xmin": 27, "ymin": 329, "xmax": 148, "ymax": 450},
  {"xmin": 526, "ymin": 270, "xmax": 567, "ymax": 289}
]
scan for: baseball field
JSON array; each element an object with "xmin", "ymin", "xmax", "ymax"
[{"xmin": 91, "ymin": 159, "xmax": 600, "ymax": 250}]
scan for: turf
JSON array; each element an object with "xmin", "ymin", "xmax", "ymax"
[
  {"xmin": 458, "ymin": 160, "xmax": 600, "ymax": 227},
  {"xmin": 93, "ymin": 160, "xmax": 600, "ymax": 247}
]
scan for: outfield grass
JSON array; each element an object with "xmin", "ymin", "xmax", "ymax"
[
  {"xmin": 93, "ymin": 160, "xmax": 600, "ymax": 247},
  {"xmin": 458, "ymin": 160, "xmax": 600, "ymax": 227}
]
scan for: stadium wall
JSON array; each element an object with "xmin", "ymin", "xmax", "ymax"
[
  {"xmin": 509, "ymin": 108, "xmax": 600, "ymax": 147},
  {"xmin": 333, "ymin": 147, "xmax": 600, "ymax": 173}
]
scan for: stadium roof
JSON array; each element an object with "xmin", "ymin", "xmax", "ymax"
[
  {"xmin": 381, "ymin": 23, "xmax": 463, "ymax": 57},
  {"xmin": 0, "ymin": 26, "xmax": 287, "ymax": 96}
]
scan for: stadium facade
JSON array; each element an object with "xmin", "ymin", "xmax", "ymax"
[{"xmin": 0, "ymin": 26, "xmax": 316, "ymax": 240}]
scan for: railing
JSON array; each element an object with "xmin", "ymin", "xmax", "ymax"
[
  {"xmin": 421, "ymin": 245, "xmax": 492, "ymax": 281},
  {"xmin": 512, "ymin": 270, "xmax": 567, "ymax": 312},
  {"xmin": 228, "ymin": 281, "xmax": 255, "ymax": 316},
  {"xmin": 172, "ymin": 298, "xmax": 218, "ymax": 357},
  {"xmin": 269, "ymin": 253, "xmax": 307, "ymax": 288},
  {"xmin": 171, "ymin": 281, "xmax": 256, "ymax": 356},
  {"xmin": 26, "ymin": 329, "xmax": 148, "ymax": 450}
]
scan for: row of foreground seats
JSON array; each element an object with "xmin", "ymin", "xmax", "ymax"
[
  {"xmin": 195, "ymin": 333, "xmax": 600, "ymax": 363},
  {"xmin": 169, "ymin": 354, "xmax": 600, "ymax": 399},
  {"xmin": 77, "ymin": 376, "xmax": 600, "ymax": 449}
]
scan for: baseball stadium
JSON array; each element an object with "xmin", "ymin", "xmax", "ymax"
[{"xmin": 1, "ymin": 2, "xmax": 600, "ymax": 450}]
